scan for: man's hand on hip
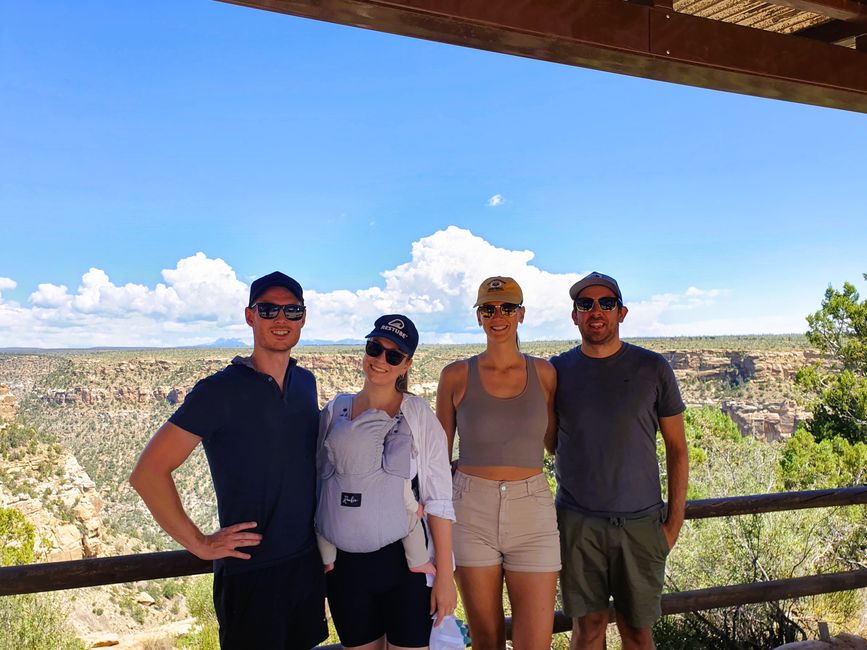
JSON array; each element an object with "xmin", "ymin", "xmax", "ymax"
[{"xmin": 192, "ymin": 521, "xmax": 262, "ymax": 560}]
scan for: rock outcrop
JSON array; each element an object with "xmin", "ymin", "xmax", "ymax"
[
  {"xmin": 0, "ymin": 383, "xmax": 17, "ymax": 420},
  {"xmin": 662, "ymin": 350, "xmax": 823, "ymax": 386},
  {"xmin": 44, "ymin": 385, "xmax": 190, "ymax": 406},
  {"xmin": 29, "ymin": 348, "xmax": 824, "ymax": 442},
  {"xmin": 663, "ymin": 349, "xmax": 823, "ymax": 441},
  {"xmin": 0, "ymin": 445, "xmax": 103, "ymax": 561},
  {"xmin": 720, "ymin": 399, "xmax": 812, "ymax": 443}
]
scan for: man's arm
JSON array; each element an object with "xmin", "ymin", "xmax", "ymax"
[
  {"xmin": 129, "ymin": 421, "xmax": 261, "ymax": 560},
  {"xmin": 535, "ymin": 358, "xmax": 558, "ymax": 455},
  {"xmin": 659, "ymin": 413, "xmax": 688, "ymax": 550}
]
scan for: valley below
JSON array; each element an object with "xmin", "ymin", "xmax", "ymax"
[{"xmin": 2, "ymin": 334, "xmax": 857, "ymax": 648}]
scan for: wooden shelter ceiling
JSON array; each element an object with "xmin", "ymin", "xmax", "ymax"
[{"xmin": 220, "ymin": 0, "xmax": 867, "ymax": 113}]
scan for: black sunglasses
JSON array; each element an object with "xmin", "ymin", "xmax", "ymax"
[
  {"xmin": 365, "ymin": 339, "xmax": 408, "ymax": 366},
  {"xmin": 250, "ymin": 302, "xmax": 306, "ymax": 320},
  {"xmin": 478, "ymin": 303, "xmax": 522, "ymax": 318},
  {"xmin": 574, "ymin": 297, "xmax": 620, "ymax": 312}
]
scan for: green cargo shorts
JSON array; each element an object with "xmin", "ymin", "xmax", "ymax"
[{"xmin": 557, "ymin": 506, "xmax": 671, "ymax": 630}]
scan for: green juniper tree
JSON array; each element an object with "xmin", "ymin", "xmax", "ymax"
[{"xmin": 796, "ymin": 274, "xmax": 867, "ymax": 444}]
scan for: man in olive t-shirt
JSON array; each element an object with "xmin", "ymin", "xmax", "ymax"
[{"xmin": 549, "ymin": 272, "xmax": 688, "ymax": 650}]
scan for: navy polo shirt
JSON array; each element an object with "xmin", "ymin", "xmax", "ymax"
[{"xmin": 169, "ymin": 356, "xmax": 319, "ymax": 574}]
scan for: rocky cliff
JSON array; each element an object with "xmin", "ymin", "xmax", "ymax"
[
  {"xmin": 0, "ymin": 383, "xmax": 17, "ymax": 420},
  {"xmin": 661, "ymin": 349, "xmax": 822, "ymax": 385},
  {"xmin": 718, "ymin": 399, "xmax": 812, "ymax": 443},
  {"xmin": 659, "ymin": 350, "xmax": 822, "ymax": 441},
  {"xmin": 0, "ymin": 444, "xmax": 103, "ymax": 561},
  {"xmin": 28, "ymin": 348, "xmax": 821, "ymax": 442}
]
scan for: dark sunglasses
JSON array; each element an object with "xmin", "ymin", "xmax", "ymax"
[
  {"xmin": 365, "ymin": 339, "xmax": 408, "ymax": 366},
  {"xmin": 478, "ymin": 303, "xmax": 522, "ymax": 318},
  {"xmin": 574, "ymin": 296, "xmax": 620, "ymax": 312},
  {"xmin": 251, "ymin": 302, "xmax": 306, "ymax": 320}
]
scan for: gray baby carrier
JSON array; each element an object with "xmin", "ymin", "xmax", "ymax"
[{"xmin": 316, "ymin": 395, "xmax": 415, "ymax": 553}]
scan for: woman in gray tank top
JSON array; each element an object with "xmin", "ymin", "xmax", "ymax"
[{"xmin": 436, "ymin": 277, "xmax": 560, "ymax": 650}]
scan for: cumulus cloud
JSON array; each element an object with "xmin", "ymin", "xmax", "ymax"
[
  {"xmin": 304, "ymin": 226, "xmax": 583, "ymax": 343},
  {"xmin": 303, "ymin": 227, "xmax": 751, "ymax": 343},
  {"xmin": 1, "ymin": 253, "xmax": 249, "ymax": 348},
  {"xmin": 0, "ymin": 229, "xmax": 801, "ymax": 348},
  {"xmin": 30, "ymin": 283, "xmax": 72, "ymax": 308},
  {"xmin": 486, "ymin": 194, "xmax": 505, "ymax": 207}
]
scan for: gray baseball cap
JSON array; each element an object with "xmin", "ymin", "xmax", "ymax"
[{"xmin": 569, "ymin": 271, "xmax": 623, "ymax": 302}]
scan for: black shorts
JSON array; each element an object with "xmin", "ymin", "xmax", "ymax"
[
  {"xmin": 326, "ymin": 540, "xmax": 433, "ymax": 647},
  {"xmin": 213, "ymin": 548, "xmax": 328, "ymax": 650}
]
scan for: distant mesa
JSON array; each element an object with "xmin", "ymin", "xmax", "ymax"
[
  {"xmin": 192, "ymin": 336, "xmax": 367, "ymax": 348},
  {"xmin": 194, "ymin": 338, "xmax": 250, "ymax": 348}
]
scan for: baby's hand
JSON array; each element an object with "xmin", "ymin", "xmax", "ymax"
[
  {"xmin": 324, "ymin": 563, "xmax": 334, "ymax": 573},
  {"xmin": 416, "ymin": 503, "xmax": 425, "ymax": 518}
]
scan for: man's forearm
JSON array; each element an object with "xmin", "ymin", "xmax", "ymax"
[
  {"xmin": 660, "ymin": 413, "xmax": 689, "ymax": 542},
  {"xmin": 665, "ymin": 447, "xmax": 688, "ymax": 531}
]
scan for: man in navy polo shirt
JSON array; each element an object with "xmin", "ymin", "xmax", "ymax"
[{"xmin": 130, "ymin": 271, "xmax": 327, "ymax": 649}]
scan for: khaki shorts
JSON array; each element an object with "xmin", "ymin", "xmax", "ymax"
[
  {"xmin": 452, "ymin": 471, "xmax": 561, "ymax": 573},
  {"xmin": 557, "ymin": 507, "xmax": 670, "ymax": 630}
]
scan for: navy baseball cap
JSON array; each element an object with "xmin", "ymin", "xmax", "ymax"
[
  {"xmin": 248, "ymin": 272, "xmax": 304, "ymax": 306},
  {"xmin": 365, "ymin": 314, "xmax": 419, "ymax": 356},
  {"xmin": 569, "ymin": 271, "xmax": 623, "ymax": 302}
]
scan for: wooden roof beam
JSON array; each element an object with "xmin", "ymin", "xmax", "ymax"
[
  {"xmin": 764, "ymin": 0, "xmax": 867, "ymax": 21},
  {"xmin": 794, "ymin": 18, "xmax": 867, "ymax": 43},
  {"xmin": 217, "ymin": 0, "xmax": 867, "ymax": 114}
]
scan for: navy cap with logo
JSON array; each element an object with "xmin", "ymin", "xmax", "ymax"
[
  {"xmin": 248, "ymin": 272, "xmax": 304, "ymax": 307},
  {"xmin": 568, "ymin": 271, "xmax": 623, "ymax": 302},
  {"xmin": 365, "ymin": 314, "xmax": 419, "ymax": 357}
]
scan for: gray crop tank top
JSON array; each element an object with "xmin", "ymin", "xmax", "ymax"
[{"xmin": 456, "ymin": 354, "xmax": 548, "ymax": 468}]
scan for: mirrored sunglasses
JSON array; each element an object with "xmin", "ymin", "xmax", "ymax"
[
  {"xmin": 251, "ymin": 302, "xmax": 306, "ymax": 320},
  {"xmin": 574, "ymin": 297, "xmax": 620, "ymax": 312},
  {"xmin": 478, "ymin": 303, "xmax": 522, "ymax": 318},
  {"xmin": 365, "ymin": 339, "xmax": 408, "ymax": 366}
]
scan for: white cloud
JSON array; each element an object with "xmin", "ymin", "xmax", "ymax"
[
  {"xmin": 304, "ymin": 226, "xmax": 583, "ymax": 343},
  {"xmin": 1, "ymin": 253, "xmax": 249, "ymax": 348},
  {"xmin": 486, "ymin": 194, "xmax": 505, "ymax": 207},
  {"xmin": 30, "ymin": 283, "xmax": 72, "ymax": 308},
  {"xmin": 685, "ymin": 286, "xmax": 719, "ymax": 298},
  {"xmin": 0, "ymin": 230, "xmax": 806, "ymax": 348}
]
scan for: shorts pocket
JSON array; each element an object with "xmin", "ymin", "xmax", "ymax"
[
  {"xmin": 451, "ymin": 481, "xmax": 465, "ymax": 503},
  {"xmin": 532, "ymin": 485, "xmax": 555, "ymax": 507},
  {"xmin": 655, "ymin": 517, "xmax": 672, "ymax": 556}
]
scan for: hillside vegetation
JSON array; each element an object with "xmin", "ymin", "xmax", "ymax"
[
  {"xmin": 1, "ymin": 333, "xmax": 865, "ymax": 647},
  {"xmin": 0, "ymin": 335, "xmax": 820, "ymax": 551}
]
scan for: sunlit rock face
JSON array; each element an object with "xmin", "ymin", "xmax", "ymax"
[
  {"xmin": 0, "ymin": 444, "xmax": 103, "ymax": 561},
  {"xmin": 0, "ymin": 383, "xmax": 17, "ymax": 421}
]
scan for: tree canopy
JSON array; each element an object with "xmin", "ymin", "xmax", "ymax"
[{"xmin": 796, "ymin": 274, "xmax": 867, "ymax": 444}]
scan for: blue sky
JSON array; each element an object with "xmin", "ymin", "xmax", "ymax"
[{"xmin": 2, "ymin": 1, "xmax": 865, "ymax": 347}]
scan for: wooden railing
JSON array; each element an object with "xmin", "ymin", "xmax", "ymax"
[{"xmin": 1, "ymin": 486, "xmax": 865, "ymax": 643}]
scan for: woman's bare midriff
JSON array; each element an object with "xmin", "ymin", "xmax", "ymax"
[{"xmin": 456, "ymin": 464, "xmax": 543, "ymax": 481}]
